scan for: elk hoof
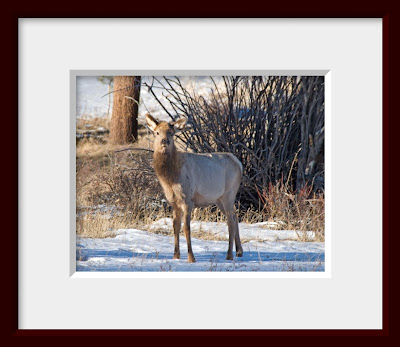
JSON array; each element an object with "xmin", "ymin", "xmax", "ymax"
[
  {"xmin": 236, "ymin": 250, "xmax": 243, "ymax": 257},
  {"xmin": 188, "ymin": 254, "xmax": 196, "ymax": 263},
  {"xmin": 226, "ymin": 253, "xmax": 234, "ymax": 261},
  {"xmin": 173, "ymin": 252, "xmax": 180, "ymax": 260}
]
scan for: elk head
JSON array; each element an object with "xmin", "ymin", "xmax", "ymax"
[{"xmin": 145, "ymin": 113, "xmax": 187, "ymax": 154}]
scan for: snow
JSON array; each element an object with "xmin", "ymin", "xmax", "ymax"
[{"xmin": 76, "ymin": 220, "xmax": 324, "ymax": 272}]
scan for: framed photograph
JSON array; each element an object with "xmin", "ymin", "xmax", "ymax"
[
  {"xmin": 73, "ymin": 72, "xmax": 327, "ymax": 275},
  {"xmin": 15, "ymin": 17, "xmax": 387, "ymax": 334}
]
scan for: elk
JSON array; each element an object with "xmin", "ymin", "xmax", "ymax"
[{"xmin": 145, "ymin": 113, "xmax": 243, "ymax": 263}]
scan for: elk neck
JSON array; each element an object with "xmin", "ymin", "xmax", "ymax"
[{"xmin": 153, "ymin": 144, "xmax": 182, "ymax": 184}]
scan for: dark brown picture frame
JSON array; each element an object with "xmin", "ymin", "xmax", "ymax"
[{"xmin": 7, "ymin": 2, "xmax": 392, "ymax": 339}]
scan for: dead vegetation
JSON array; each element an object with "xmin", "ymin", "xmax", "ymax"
[{"xmin": 77, "ymin": 115, "xmax": 109, "ymax": 131}]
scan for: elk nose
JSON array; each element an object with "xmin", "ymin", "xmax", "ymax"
[{"xmin": 161, "ymin": 139, "xmax": 169, "ymax": 145}]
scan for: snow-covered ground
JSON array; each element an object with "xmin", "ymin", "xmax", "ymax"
[{"xmin": 77, "ymin": 219, "xmax": 324, "ymax": 272}]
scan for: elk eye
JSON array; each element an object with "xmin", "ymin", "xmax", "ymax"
[{"xmin": 156, "ymin": 131, "xmax": 159, "ymax": 135}]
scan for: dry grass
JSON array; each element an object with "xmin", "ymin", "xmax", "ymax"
[
  {"xmin": 76, "ymin": 133, "xmax": 151, "ymax": 160},
  {"xmin": 76, "ymin": 117, "xmax": 152, "ymax": 159},
  {"xmin": 76, "ymin": 211, "xmax": 118, "ymax": 238},
  {"xmin": 77, "ymin": 140, "xmax": 122, "ymax": 160},
  {"xmin": 76, "ymin": 208, "xmax": 136, "ymax": 238},
  {"xmin": 77, "ymin": 115, "xmax": 110, "ymax": 131},
  {"xmin": 256, "ymin": 180, "xmax": 325, "ymax": 241}
]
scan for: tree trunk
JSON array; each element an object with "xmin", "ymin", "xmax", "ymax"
[{"xmin": 110, "ymin": 76, "xmax": 141, "ymax": 144}]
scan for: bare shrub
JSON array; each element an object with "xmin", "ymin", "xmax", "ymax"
[
  {"xmin": 77, "ymin": 147, "xmax": 166, "ymax": 229},
  {"xmin": 98, "ymin": 165, "xmax": 164, "ymax": 220},
  {"xmin": 143, "ymin": 76, "xmax": 325, "ymax": 209}
]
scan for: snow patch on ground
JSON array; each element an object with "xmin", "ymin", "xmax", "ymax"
[{"xmin": 77, "ymin": 221, "xmax": 324, "ymax": 272}]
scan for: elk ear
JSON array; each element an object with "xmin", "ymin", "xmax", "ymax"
[
  {"xmin": 170, "ymin": 118, "xmax": 187, "ymax": 133},
  {"xmin": 145, "ymin": 113, "xmax": 159, "ymax": 132}
]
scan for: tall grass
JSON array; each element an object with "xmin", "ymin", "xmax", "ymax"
[{"xmin": 256, "ymin": 179, "xmax": 325, "ymax": 241}]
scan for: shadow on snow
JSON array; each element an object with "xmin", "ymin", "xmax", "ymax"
[{"xmin": 77, "ymin": 247, "xmax": 324, "ymax": 264}]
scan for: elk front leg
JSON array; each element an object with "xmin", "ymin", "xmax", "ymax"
[
  {"xmin": 172, "ymin": 207, "xmax": 183, "ymax": 259},
  {"xmin": 182, "ymin": 204, "xmax": 195, "ymax": 263},
  {"xmin": 225, "ymin": 208, "xmax": 243, "ymax": 260}
]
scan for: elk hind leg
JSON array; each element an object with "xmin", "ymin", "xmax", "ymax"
[
  {"xmin": 218, "ymin": 198, "xmax": 242, "ymax": 259},
  {"xmin": 217, "ymin": 199, "xmax": 235, "ymax": 260},
  {"xmin": 234, "ymin": 211, "xmax": 243, "ymax": 257}
]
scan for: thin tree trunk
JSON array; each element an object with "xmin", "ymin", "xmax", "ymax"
[
  {"xmin": 107, "ymin": 82, "xmax": 112, "ymax": 121},
  {"xmin": 110, "ymin": 76, "xmax": 141, "ymax": 144}
]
